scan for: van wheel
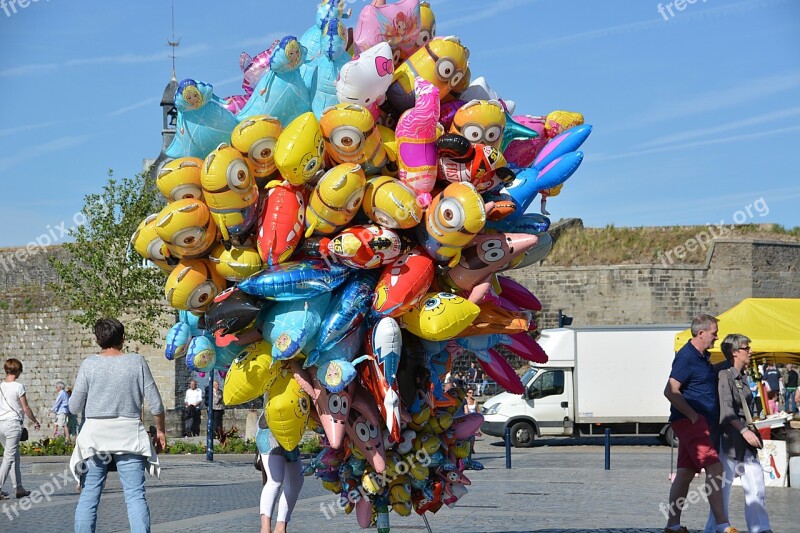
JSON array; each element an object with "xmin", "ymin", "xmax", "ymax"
[
  {"xmin": 509, "ymin": 422, "xmax": 535, "ymax": 447},
  {"xmin": 660, "ymin": 425, "xmax": 678, "ymax": 447}
]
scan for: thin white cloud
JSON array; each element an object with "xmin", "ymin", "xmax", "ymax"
[
  {"xmin": 613, "ymin": 72, "xmax": 800, "ymax": 133},
  {"xmin": 591, "ymin": 124, "xmax": 800, "ymax": 163},
  {"xmin": 0, "ymin": 121, "xmax": 58, "ymax": 137},
  {"xmin": 0, "ymin": 44, "xmax": 209, "ymax": 77},
  {"xmin": 0, "ymin": 135, "xmax": 92, "ymax": 174},
  {"xmin": 638, "ymin": 106, "xmax": 800, "ymax": 148},
  {"xmin": 107, "ymin": 97, "xmax": 160, "ymax": 118}
]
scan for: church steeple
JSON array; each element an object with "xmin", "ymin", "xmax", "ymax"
[{"xmin": 147, "ymin": 2, "xmax": 180, "ymax": 183}]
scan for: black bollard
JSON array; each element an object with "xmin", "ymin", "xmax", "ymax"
[
  {"xmin": 505, "ymin": 426, "xmax": 512, "ymax": 469},
  {"xmin": 206, "ymin": 370, "xmax": 214, "ymax": 462},
  {"xmin": 604, "ymin": 427, "xmax": 611, "ymax": 470}
]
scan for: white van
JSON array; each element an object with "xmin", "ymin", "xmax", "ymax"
[{"xmin": 480, "ymin": 325, "xmax": 687, "ymax": 447}]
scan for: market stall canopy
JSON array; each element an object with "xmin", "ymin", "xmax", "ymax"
[{"xmin": 674, "ymin": 298, "xmax": 800, "ymax": 365}]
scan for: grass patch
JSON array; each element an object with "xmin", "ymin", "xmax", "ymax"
[{"xmin": 542, "ymin": 223, "xmax": 800, "ymax": 266}]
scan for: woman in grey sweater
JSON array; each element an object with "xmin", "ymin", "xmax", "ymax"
[{"xmin": 69, "ymin": 318, "xmax": 167, "ymax": 533}]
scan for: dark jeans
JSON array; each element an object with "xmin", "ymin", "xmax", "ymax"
[
  {"xmin": 184, "ymin": 405, "xmax": 201, "ymax": 436},
  {"xmin": 212, "ymin": 410, "xmax": 224, "ymax": 438}
]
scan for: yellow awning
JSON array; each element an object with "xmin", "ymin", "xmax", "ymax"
[{"xmin": 674, "ymin": 298, "xmax": 800, "ymax": 365}]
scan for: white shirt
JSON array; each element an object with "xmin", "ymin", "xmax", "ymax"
[
  {"xmin": 0, "ymin": 381, "xmax": 25, "ymax": 422},
  {"xmin": 185, "ymin": 387, "xmax": 203, "ymax": 406}
]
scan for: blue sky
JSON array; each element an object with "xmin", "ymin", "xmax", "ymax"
[{"xmin": 1, "ymin": 0, "xmax": 798, "ymax": 248}]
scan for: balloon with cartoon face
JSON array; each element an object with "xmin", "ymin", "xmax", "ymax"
[
  {"xmin": 164, "ymin": 258, "xmax": 226, "ymax": 313},
  {"xmin": 400, "ymin": 292, "xmax": 480, "ymax": 341},
  {"xmin": 265, "ymin": 362, "xmax": 311, "ymax": 450},
  {"xmin": 156, "ymin": 157, "xmax": 204, "ymax": 202},
  {"xmin": 274, "ymin": 112, "xmax": 325, "ymax": 186}
]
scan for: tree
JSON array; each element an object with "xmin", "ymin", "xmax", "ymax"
[{"xmin": 49, "ymin": 170, "xmax": 169, "ymax": 346}]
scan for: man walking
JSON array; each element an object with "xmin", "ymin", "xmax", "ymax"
[
  {"xmin": 784, "ymin": 364, "xmax": 798, "ymax": 414},
  {"xmin": 662, "ymin": 314, "xmax": 738, "ymax": 533}
]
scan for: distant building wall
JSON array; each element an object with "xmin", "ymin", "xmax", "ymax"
[
  {"xmin": 1, "ymin": 238, "xmax": 798, "ymax": 438},
  {"xmin": 507, "ymin": 239, "xmax": 800, "ymax": 329}
]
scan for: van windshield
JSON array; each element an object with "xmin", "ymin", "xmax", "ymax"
[{"xmin": 521, "ymin": 368, "xmax": 538, "ymax": 386}]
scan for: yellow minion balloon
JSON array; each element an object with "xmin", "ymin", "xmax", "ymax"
[
  {"xmin": 230, "ymin": 115, "xmax": 283, "ymax": 188},
  {"xmin": 362, "ymin": 176, "xmax": 421, "ymax": 229},
  {"xmin": 273, "ymin": 112, "xmax": 325, "ymax": 187},
  {"xmin": 208, "ymin": 240, "xmax": 263, "ymax": 282},
  {"xmin": 416, "ymin": 1, "xmax": 436, "ymax": 50},
  {"xmin": 131, "ymin": 213, "xmax": 174, "ymax": 272},
  {"xmin": 386, "ymin": 35, "xmax": 469, "ymax": 114},
  {"xmin": 417, "ymin": 182, "xmax": 486, "ymax": 268},
  {"xmin": 319, "ymin": 103, "xmax": 389, "ymax": 176},
  {"xmin": 155, "ymin": 198, "xmax": 218, "ymax": 259},
  {"xmin": 305, "ymin": 163, "xmax": 366, "ymax": 237},
  {"xmin": 156, "ymin": 157, "xmax": 204, "ymax": 203},
  {"xmin": 164, "ymin": 258, "xmax": 226, "ymax": 313},
  {"xmin": 223, "ymin": 339, "xmax": 277, "ymax": 405},
  {"xmin": 450, "ymin": 99, "xmax": 506, "ymax": 150},
  {"xmin": 201, "ymin": 143, "xmax": 259, "ymax": 243},
  {"xmin": 265, "ymin": 363, "xmax": 311, "ymax": 451}
]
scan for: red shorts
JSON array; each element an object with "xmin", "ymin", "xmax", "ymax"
[{"xmin": 672, "ymin": 417, "xmax": 720, "ymax": 473}]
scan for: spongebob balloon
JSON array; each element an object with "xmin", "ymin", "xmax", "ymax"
[
  {"xmin": 400, "ymin": 292, "xmax": 480, "ymax": 341},
  {"xmin": 265, "ymin": 362, "xmax": 311, "ymax": 450},
  {"xmin": 273, "ymin": 112, "xmax": 325, "ymax": 186}
]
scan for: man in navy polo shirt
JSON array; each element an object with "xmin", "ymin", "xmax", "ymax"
[{"xmin": 662, "ymin": 314, "xmax": 739, "ymax": 533}]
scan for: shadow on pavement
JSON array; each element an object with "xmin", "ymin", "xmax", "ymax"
[{"xmin": 488, "ymin": 436, "xmax": 664, "ymax": 447}]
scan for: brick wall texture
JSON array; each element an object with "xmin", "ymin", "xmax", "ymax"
[{"xmin": 1, "ymin": 237, "xmax": 798, "ymax": 438}]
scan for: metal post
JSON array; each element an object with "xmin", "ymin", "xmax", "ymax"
[
  {"xmin": 505, "ymin": 426, "xmax": 512, "ymax": 469},
  {"xmin": 604, "ymin": 428, "xmax": 611, "ymax": 470},
  {"xmin": 558, "ymin": 309, "xmax": 564, "ymax": 328},
  {"xmin": 206, "ymin": 370, "xmax": 214, "ymax": 462}
]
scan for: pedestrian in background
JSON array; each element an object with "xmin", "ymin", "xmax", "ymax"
[
  {"xmin": 762, "ymin": 363, "xmax": 780, "ymax": 415},
  {"xmin": 783, "ymin": 364, "xmax": 798, "ymax": 414},
  {"xmin": 704, "ymin": 334, "xmax": 771, "ymax": 533},
  {"xmin": 212, "ymin": 380, "xmax": 225, "ymax": 441},
  {"xmin": 184, "ymin": 379, "xmax": 203, "ymax": 437},
  {"xmin": 51, "ymin": 380, "xmax": 71, "ymax": 443},
  {"xmin": 0, "ymin": 358, "xmax": 41, "ymax": 500},
  {"xmin": 69, "ymin": 318, "xmax": 166, "ymax": 533},
  {"xmin": 663, "ymin": 313, "xmax": 738, "ymax": 533},
  {"xmin": 256, "ymin": 412, "xmax": 303, "ymax": 533}
]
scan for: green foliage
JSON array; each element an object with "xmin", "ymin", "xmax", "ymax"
[
  {"xmin": 11, "ymin": 437, "xmax": 75, "ymax": 456},
  {"xmin": 299, "ymin": 434, "xmax": 323, "ymax": 455},
  {"xmin": 48, "ymin": 170, "xmax": 169, "ymax": 346},
  {"xmin": 215, "ymin": 436, "xmax": 256, "ymax": 454}
]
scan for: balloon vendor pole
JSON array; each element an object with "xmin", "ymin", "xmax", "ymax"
[
  {"xmin": 206, "ymin": 370, "xmax": 215, "ymax": 462},
  {"xmin": 421, "ymin": 513, "xmax": 433, "ymax": 533},
  {"xmin": 505, "ymin": 426, "xmax": 512, "ymax": 469},
  {"xmin": 604, "ymin": 428, "xmax": 611, "ymax": 470}
]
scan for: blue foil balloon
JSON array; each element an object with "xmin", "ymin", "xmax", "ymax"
[
  {"xmin": 166, "ymin": 79, "xmax": 239, "ymax": 159},
  {"xmin": 304, "ymin": 321, "xmax": 366, "ymax": 369},
  {"xmin": 238, "ymin": 260, "xmax": 351, "ymax": 301},
  {"xmin": 258, "ymin": 292, "xmax": 331, "ymax": 361},
  {"xmin": 316, "ymin": 271, "xmax": 378, "ymax": 353}
]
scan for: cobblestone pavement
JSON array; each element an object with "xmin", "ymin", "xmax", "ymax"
[{"xmin": 3, "ymin": 437, "xmax": 798, "ymax": 532}]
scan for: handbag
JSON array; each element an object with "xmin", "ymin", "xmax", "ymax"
[
  {"xmin": 20, "ymin": 427, "xmax": 29, "ymax": 442},
  {"xmin": 731, "ymin": 369, "xmax": 764, "ymax": 449}
]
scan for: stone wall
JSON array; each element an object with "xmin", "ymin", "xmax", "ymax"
[
  {"xmin": 506, "ymin": 238, "xmax": 800, "ymax": 329},
  {"xmin": 1, "ymin": 236, "xmax": 798, "ymax": 439}
]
